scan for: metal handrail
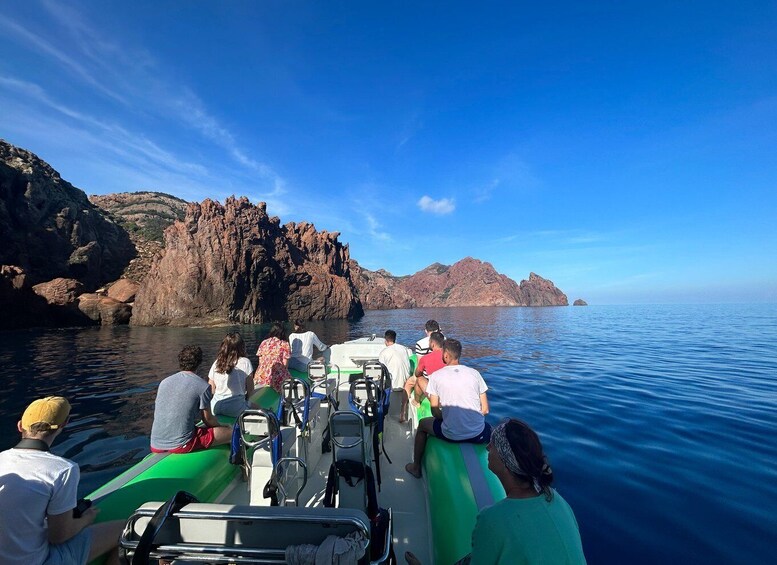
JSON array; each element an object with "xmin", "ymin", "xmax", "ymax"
[{"xmin": 274, "ymin": 456, "xmax": 308, "ymax": 507}]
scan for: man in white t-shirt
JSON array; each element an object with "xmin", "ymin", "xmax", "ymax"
[
  {"xmin": 405, "ymin": 339, "xmax": 491, "ymax": 479},
  {"xmin": 378, "ymin": 329, "xmax": 412, "ymax": 419},
  {"xmin": 288, "ymin": 320, "xmax": 328, "ymax": 372},
  {"xmin": 0, "ymin": 396, "xmax": 124, "ymax": 565}
]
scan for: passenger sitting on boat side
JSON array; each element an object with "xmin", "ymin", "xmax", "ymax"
[
  {"xmin": 410, "ymin": 331, "xmax": 446, "ymax": 401},
  {"xmin": 150, "ymin": 346, "xmax": 232, "ymax": 453},
  {"xmin": 255, "ymin": 322, "xmax": 292, "ymax": 392},
  {"xmin": 378, "ymin": 330, "xmax": 412, "ymax": 418},
  {"xmin": 405, "ymin": 419, "xmax": 586, "ymax": 565},
  {"xmin": 0, "ymin": 396, "xmax": 124, "ymax": 565},
  {"xmin": 413, "ymin": 319, "xmax": 441, "ymax": 357},
  {"xmin": 405, "ymin": 338, "xmax": 490, "ymax": 479},
  {"xmin": 288, "ymin": 319, "xmax": 327, "ymax": 373},
  {"xmin": 208, "ymin": 332, "xmax": 258, "ymax": 417}
]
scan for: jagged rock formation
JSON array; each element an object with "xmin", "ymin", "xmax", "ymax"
[
  {"xmin": 349, "ymin": 261, "xmax": 416, "ymax": 309},
  {"xmin": 0, "ymin": 140, "xmax": 135, "ymax": 290},
  {"xmin": 90, "ymin": 192, "xmax": 188, "ymax": 283},
  {"xmin": 0, "ymin": 141, "xmax": 137, "ymax": 329},
  {"xmin": 352, "ymin": 257, "xmax": 568, "ymax": 308},
  {"xmin": 132, "ymin": 197, "xmax": 363, "ymax": 326},
  {"xmin": 518, "ymin": 272, "xmax": 569, "ymax": 306},
  {"xmin": 573, "ymin": 299, "xmax": 588, "ymax": 306}
]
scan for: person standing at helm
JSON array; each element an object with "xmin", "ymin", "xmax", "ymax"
[{"xmin": 288, "ymin": 320, "xmax": 327, "ymax": 373}]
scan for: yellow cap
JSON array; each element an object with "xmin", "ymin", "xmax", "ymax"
[{"xmin": 21, "ymin": 396, "xmax": 71, "ymax": 431}]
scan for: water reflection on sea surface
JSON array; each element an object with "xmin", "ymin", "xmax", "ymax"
[{"xmin": 1, "ymin": 304, "xmax": 776, "ymax": 564}]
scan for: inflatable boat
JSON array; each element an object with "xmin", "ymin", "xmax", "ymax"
[{"xmin": 88, "ymin": 336, "xmax": 504, "ymax": 564}]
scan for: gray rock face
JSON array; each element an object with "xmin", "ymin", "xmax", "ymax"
[
  {"xmin": 573, "ymin": 298, "xmax": 588, "ymax": 306},
  {"xmin": 0, "ymin": 140, "xmax": 135, "ymax": 289}
]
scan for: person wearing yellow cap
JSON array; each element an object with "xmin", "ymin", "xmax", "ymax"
[{"xmin": 0, "ymin": 396, "xmax": 123, "ymax": 565}]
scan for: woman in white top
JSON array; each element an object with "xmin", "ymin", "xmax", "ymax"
[
  {"xmin": 208, "ymin": 332, "xmax": 256, "ymax": 417},
  {"xmin": 288, "ymin": 320, "xmax": 327, "ymax": 373}
]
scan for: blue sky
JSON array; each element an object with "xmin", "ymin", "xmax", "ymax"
[{"xmin": 1, "ymin": 1, "xmax": 775, "ymax": 304}]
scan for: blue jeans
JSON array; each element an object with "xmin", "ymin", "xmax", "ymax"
[{"xmin": 44, "ymin": 527, "xmax": 92, "ymax": 565}]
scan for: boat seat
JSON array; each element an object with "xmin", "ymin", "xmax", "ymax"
[
  {"xmin": 329, "ymin": 410, "xmax": 372, "ymax": 513},
  {"xmin": 120, "ymin": 502, "xmax": 380, "ymax": 564},
  {"xmin": 249, "ymin": 427, "xmax": 295, "ymax": 506}
]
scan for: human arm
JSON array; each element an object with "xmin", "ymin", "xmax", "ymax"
[
  {"xmin": 480, "ymin": 392, "xmax": 489, "ymax": 415},
  {"xmin": 468, "ymin": 508, "xmax": 500, "ymax": 565},
  {"xmin": 414, "ymin": 375, "xmax": 429, "ymax": 398},
  {"xmin": 414, "ymin": 356, "xmax": 425, "ymax": 378},
  {"xmin": 201, "ymin": 407, "xmax": 224, "ymax": 428},
  {"xmin": 207, "ymin": 362, "xmax": 217, "ymax": 395},
  {"xmin": 430, "ymin": 394, "xmax": 443, "ymax": 420},
  {"xmin": 198, "ymin": 386, "xmax": 224, "ymax": 428},
  {"xmin": 46, "ymin": 463, "xmax": 95, "ymax": 544},
  {"xmin": 312, "ymin": 333, "xmax": 327, "ymax": 351},
  {"xmin": 239, "ymin": 357, "xmax": 255, "ymax": 398},
  {"xmin": 47, "ymin": 506, "xmax": 99, "ymax": 544}
]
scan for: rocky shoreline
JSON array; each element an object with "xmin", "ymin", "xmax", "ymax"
[{"xmin": 1, "ymin": 140, "xmax": 579, "ymax": 330}]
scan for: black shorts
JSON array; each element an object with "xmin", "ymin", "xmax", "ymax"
[{"xmin": 432, "ymin": 419, "xmax": 492, "ymax": 444}]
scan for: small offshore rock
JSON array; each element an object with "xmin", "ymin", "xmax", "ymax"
[{"xmin": 573, "ymin": 299, "xmax": 588, "ymax": 306}]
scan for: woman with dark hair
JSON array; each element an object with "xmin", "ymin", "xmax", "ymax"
[
  {"xmin": 254, "ymin": 322, "xmax": 292, "ymax": 392},
  {"xmin": 208, "ymin": 332, "xmax": 256, "ymax": 417},
  {"xmin": 406, "ymin": 418, "xmax": 586, "ymax": 565}
]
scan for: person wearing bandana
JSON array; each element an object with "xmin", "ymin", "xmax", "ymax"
[{"xmin": 406, "ymin": 418, "xmax": 586, "ymax": 564}]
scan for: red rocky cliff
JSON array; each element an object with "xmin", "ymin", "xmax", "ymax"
[
  {"xmin": 131, "ymin": 197, "xmax": 363, "ymax": 326},
  {"xmin": 352, "ymin": 257, "xmax": 568, "ymax": 309},
  {"xmin": 349, "ymin": 261, "xmax": 416, "ymax": 310}
]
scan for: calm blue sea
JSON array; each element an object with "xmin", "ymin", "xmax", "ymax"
[{"xmin": 1, "ymin": 304, "xmax": 775, "ymax": 563}]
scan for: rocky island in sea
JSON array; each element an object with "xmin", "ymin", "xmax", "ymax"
[{"xmin": 0, "ymin": 139, "xmax": 572, "ymax": 329}]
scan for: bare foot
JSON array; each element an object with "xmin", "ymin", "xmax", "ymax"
[
  {"xmin": 405, "ymin": 462, "xmax": 422, "ymax": 479},
  {"xmin": 405, "ymin": 551, "xmax": 423, "ymax": 565}
]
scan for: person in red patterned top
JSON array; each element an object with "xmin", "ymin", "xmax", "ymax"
[{"xmin": 254, "ymin": 323, "xmax": 292, "ymax": 392}]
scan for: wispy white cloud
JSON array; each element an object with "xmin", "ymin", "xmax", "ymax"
[
  {"xmin": 495, "ymin": 229, "xmax": 607, "ymax": 246},
  {"xmin": 0, "ymin": 13, "xmax": 128, "ymax": 104},
  {"xmin": 474, "ymin": 178, "xmax": 501, "ymax": 203},
  {"xmin": 418, "ymin": 195, "xmax": 455, "ymax": 215},
  {"xmin": 0, "ymin": 77, "xmax": 208, "ymax": 178},
  {"xmin": 0, "ymin": 6, "xmax": 287, "ymax": 201},
  {"xmin": 364, "ymin": 213, "xmax": 392, "ymax": 242},
  {"xmin": 473, "ymin": 154, "xmax": 539, "ymax": 203},
  {"xmin": 396, "ymin": 110, "xmax": 424, "ymax": 150}
]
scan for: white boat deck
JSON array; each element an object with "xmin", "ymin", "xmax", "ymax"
[{"xmin": 217, "ymin": 377, "xmax": 432, "ymax": 564}]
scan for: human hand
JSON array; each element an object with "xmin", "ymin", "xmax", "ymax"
[{"xmin": 79, "ymin": 506, "xmax": 100, "ymax": 525}]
